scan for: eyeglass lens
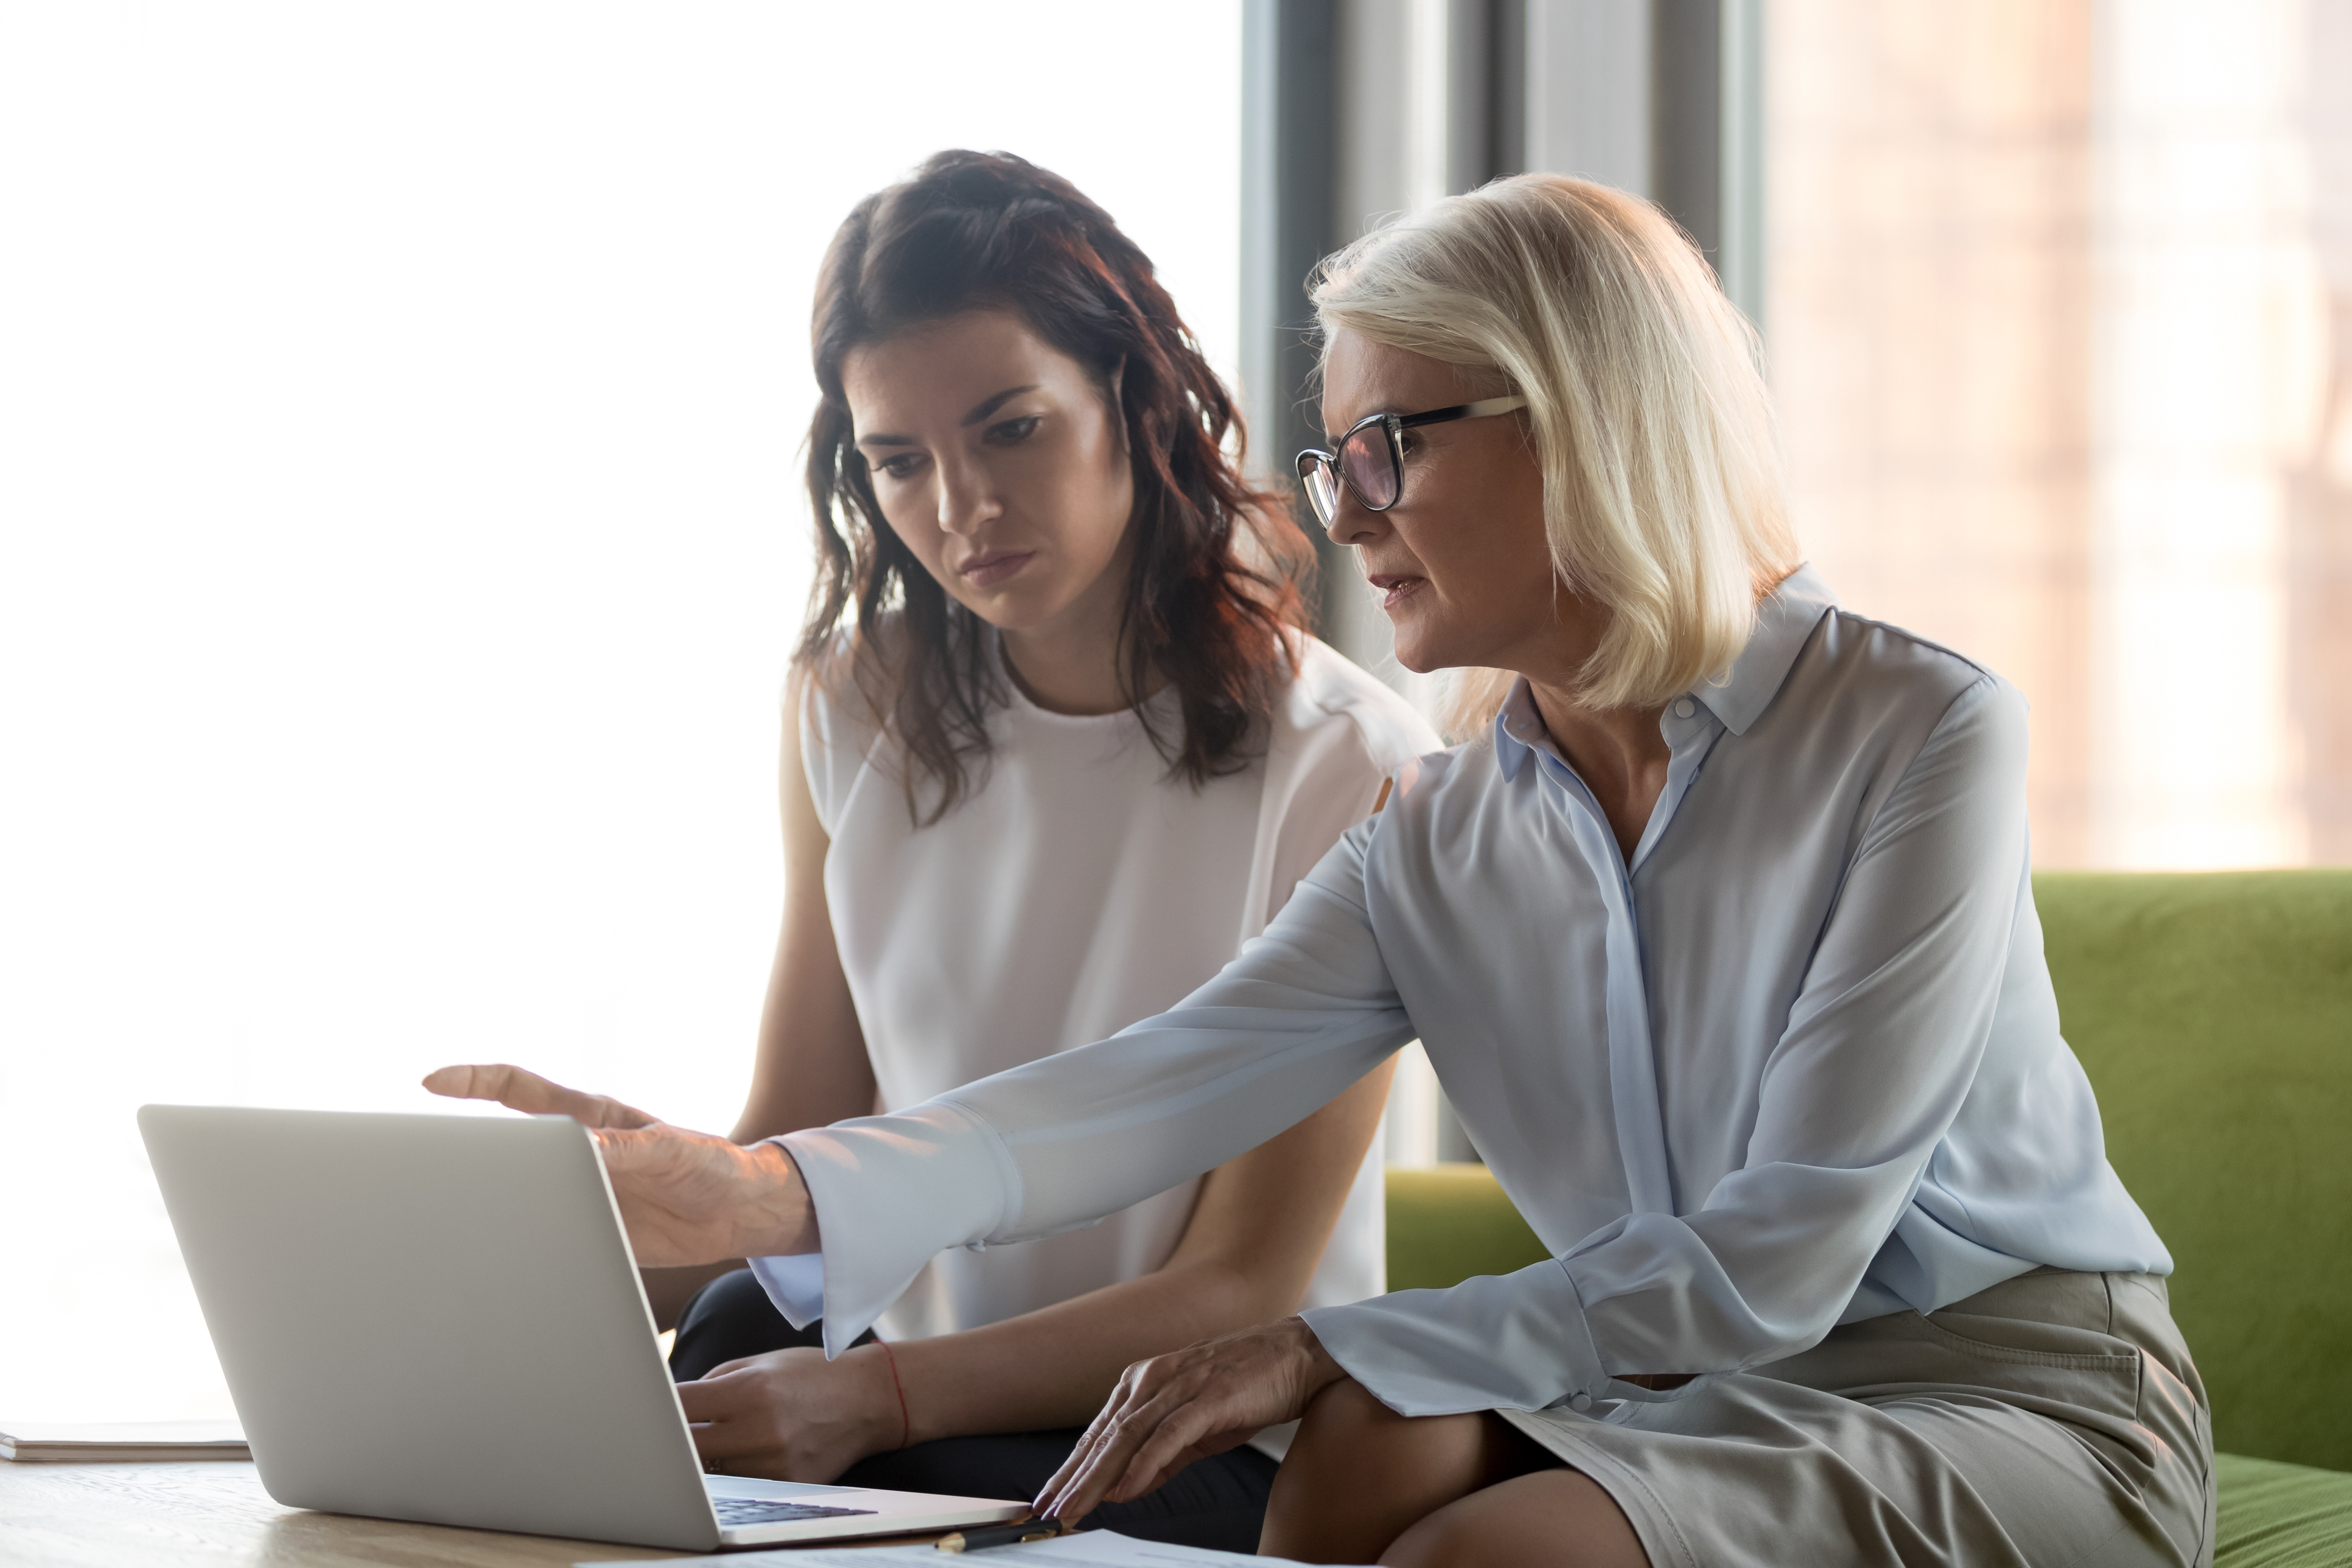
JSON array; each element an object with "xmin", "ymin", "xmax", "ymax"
[
  {"xmin": 1297, "ymin": 419, "xmax": 1405, "ymax": 527},
  {"xmin": 1298, "ymin": 452, "xmax": 1342, "ymax": 525},
  {"xmin": 1339, "ymin": 423, "xmax": 1400, "ymax": 511}
]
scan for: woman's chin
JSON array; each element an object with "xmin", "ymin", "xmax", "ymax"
[
  {"xmin": 1384, "ymin": 617, "xmax": 1454, "ymax": 677},
  {"xmin": 952, "ymin": 581, "xmax": 1064, "ymax": 634},
  {"xmin": 1388, "ymin": 600, "xmax": 1521, "ymax": 680}
]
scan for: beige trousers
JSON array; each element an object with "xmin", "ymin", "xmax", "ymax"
[{"xmin": 1498, "ymin": 1270, "xmax": 2214, "ymax": 1568}]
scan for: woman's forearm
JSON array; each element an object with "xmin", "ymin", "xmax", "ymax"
[
  {"xmin": 886, "ymin": 1063, "xmax": 1392, "ymax": 1442},
  {"xmin": 886, "ymin": 1255, "xmax": 1300, "ymax": 1441}
]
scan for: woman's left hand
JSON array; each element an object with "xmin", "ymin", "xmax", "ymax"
[
  {"xmin": 677, "ymin": 1345, "xmax": 905, "ymax": 1483},
  {"xmin": 1034, "ymin": 1316, "xmax": 1346, "ymax": 1525}
]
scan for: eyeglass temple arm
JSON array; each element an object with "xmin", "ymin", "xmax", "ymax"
[{"xmin": 1395, "ymin": 394, "xmax": 1530, "ymax": 430}]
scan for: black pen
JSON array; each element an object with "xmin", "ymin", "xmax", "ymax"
[{"xmin": 934, "ymin": 1516, "xmax": 1070, "ymax": 1553}]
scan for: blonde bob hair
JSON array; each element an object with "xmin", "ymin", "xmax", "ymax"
[{"xmin": 1311, "ymin": 173, "xmax": 1799, "ymax": 732}]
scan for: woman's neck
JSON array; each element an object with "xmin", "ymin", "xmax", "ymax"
[
  {"xmin": 992, "ymin": 630, "xmax": 1129, "ymax": 719},
  {"xmin": 1525, "ymin": 677, "xmax": 1671, "ymax": 864},
  {"xmin": 1000, "ymin": 620, "xmax": 1158, "ymax": 716}
]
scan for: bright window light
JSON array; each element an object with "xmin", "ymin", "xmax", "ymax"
[{"xmin": 0, "ymin": 2, "xmax": 1240, "ymax": 1423}]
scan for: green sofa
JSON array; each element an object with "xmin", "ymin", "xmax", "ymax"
[{"xmin": 1385, "ymin": 869, "xmax": 2352, "ymax": 1567}]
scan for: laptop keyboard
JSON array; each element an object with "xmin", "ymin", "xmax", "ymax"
[{"xmin": 713, "ymin": 1497, "xmax": 879, "ymax": 1526}]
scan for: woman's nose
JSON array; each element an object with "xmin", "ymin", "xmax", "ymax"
[
  {"xmin": 935, "ymin": 457, "xmax": 1001, "ymax": 536},
  {"xmin": 1324, "ymin": 491, "xmax": 1382, "ymax": 548}
]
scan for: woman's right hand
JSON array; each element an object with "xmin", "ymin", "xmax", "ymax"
[
  {"xmin": 421, "ymin": 1062, "xmax": 656, "ymax": 1129},
  {"xmin": 593, "ymin": 1119, "xmax": 815, "ymax": 1265},
  {"xmin": 1034, "ymin": 1316, "xmax": 1346, "ymax": 1525},
  {"xmin": 424, "ymin": 1062, "xmax": 819, "ymax": 1266}
]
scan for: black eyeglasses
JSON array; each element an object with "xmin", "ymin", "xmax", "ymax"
[{"xmin": 1294, "ymin": 394, "xmax": 1528, "ymax": 527}]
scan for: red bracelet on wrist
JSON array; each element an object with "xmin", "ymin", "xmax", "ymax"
[{"xmin": 875, "ymin": 1339, "xmax": 911, "ymax": 1450}]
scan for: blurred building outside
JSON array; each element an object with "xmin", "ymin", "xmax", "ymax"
[{"xmin": 1771, "ymin": 0, "xmax": 2352, "ymax": 868}]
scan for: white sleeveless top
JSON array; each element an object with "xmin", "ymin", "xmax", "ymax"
[{"xmin": 802, "ymin": 632, "xmax": 1440, "ymax": 1351}]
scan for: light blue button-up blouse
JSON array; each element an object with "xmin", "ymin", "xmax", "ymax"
[{"xmin": 759, "ymin": 566, "xmax": 2169, "ymax": 1418}]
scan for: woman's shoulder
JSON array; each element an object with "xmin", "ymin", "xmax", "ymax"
[
  {"xmin": 1758, "ymin": 597, "xmax": 2031, "ymax": 803},
  {"xmin": 1272, "ymin": 632, "xmax": 1447, "ymax": 775},
  {"xmin": 793, "ymin": 623, "xmax": 905, "ymax": 830},
  {"xmin": 1798, "ymin": 604, "xmax": 2025, "ymax": 738},
  {"xmin": 796, "ymin": 627, "xmax": 880, "ymax": 735}
]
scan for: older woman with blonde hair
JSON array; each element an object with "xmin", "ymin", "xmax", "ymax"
[{"xmin": 452, "ymin": 174, "xmax": 2210, "ymax": 1568}]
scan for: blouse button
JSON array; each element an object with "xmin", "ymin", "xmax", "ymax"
[
  {"xmin": 1673, "ymin": 698, "xmax": 1696, "ymax": 719},
  {"xmin": 1568, "ymin": 1392, "xmax": 1594, "ymax": 1413}
]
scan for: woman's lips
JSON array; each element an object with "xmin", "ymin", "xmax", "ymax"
[
  {"xmin": 1369, "ymin": 573, "xmax": 1427, "ymax": 610},
  {"xmin": 959, "ymin": 550, "xmax": 1035, "ymax": 588}
]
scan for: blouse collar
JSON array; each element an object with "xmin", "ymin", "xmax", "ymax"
[{"xmin": 1493, "ymin": 563, "xmax": 1839, "ymax": 780}]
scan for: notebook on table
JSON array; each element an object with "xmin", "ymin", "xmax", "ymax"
[{"xmin": 0, "ymin": 1420, "xmax": 248, "ymax": 1463}]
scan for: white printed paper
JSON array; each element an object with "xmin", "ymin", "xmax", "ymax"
[{"xmin": 582, "ymin": 1527, "xmax": 1343, "ymax": 1567}]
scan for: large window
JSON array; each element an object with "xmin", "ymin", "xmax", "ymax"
[
  {"xmin": 1, "ymin": 4, "xmax": 1241, "ymax": 1423},
  {"xmin": 1768, "ymin": 0, "xmax": 2352, "ymax": 867}
]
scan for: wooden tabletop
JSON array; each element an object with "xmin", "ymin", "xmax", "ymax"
[{"xmin": 0, "ymin": 1461, "xmax": 693, "ymax": 1567}]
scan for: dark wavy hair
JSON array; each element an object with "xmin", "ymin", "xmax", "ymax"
[{"xmin": 799, "ymin": 150, "xmax": 1312, "ymax": 825}]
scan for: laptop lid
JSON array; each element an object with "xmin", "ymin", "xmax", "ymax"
[{"xmin": 140, "ymin": 1105, "xmax": 729, "ymax": 1550}]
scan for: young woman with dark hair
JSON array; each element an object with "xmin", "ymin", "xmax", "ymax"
[
  {"xmin": 434, "ymin": 150, "xmax": 1437, "ymax": 1551},
  {"xmin": 800, "ymin": 148, "xmax": 1328, "ymax": 824}
]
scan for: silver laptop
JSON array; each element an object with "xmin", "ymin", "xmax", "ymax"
[{"xmin": 138, "ymin": 1105, "xmax": 1027, "ymax": 1550}]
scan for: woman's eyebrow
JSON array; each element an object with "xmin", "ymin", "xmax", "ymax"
[
  {"xmin": 854, "ymin": 385, "xmax": 1042, "ymax": 449},
  {"xmin": 961, "ymin": 385, "xmax": 1040, "ymax": 427}
]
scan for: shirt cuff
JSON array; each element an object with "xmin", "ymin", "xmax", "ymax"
[
  {"xmin": 753, "ymin": 1102, "xmax": 1015, "ymax": 1359},
  {"xmin": 744, "ymin": 1252, "xmax": 825, "ymax": 1331},
  {"xmin": 1301, "ymin": 1258, "xmax": 1609, "ymax": 1416}
]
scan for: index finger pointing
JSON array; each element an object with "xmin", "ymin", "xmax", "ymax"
[
  {"xmin": 422, "ymin": 1063, "xmax": 647, "ymax": 1126},
  {"xmin": 422, "ymin": 1062, "xmax": 551, "ymax": 1107}
]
